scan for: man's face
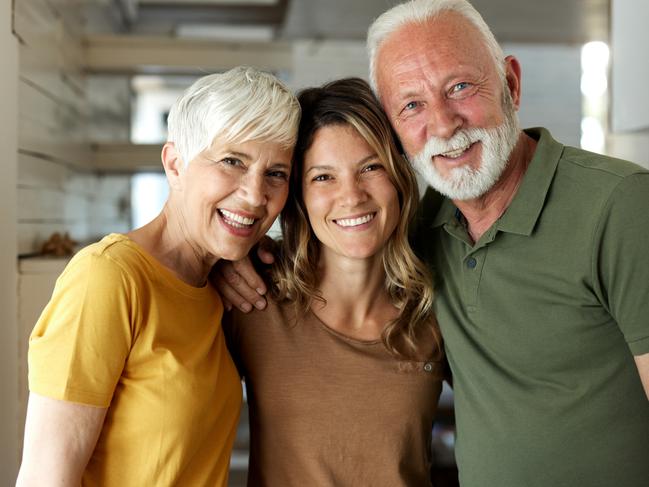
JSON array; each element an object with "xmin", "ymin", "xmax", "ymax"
[{"xmin": 375, "ymin": 11, "xmax": 521, "ymax": 200}]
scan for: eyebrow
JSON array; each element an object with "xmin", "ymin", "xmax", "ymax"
[
  {"xmin": 270, "ymin": 162, "xmax": 291, "ymax": 170},
  {"xmin": 304, "ymin": 154, "xmax": 379, "ymax": 175},
  {"xmin": 226, "ymin": 150, "xmax": 251, "ymax": 160},
  {"xmin": 396, "ymin": 89, "xmax": 421, "ymax": 103}
]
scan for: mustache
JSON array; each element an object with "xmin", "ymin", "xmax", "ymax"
[{"xmin": 415, "ymin": 128, "xmax": 490, "ymax": 160}]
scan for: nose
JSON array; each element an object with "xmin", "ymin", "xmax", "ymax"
[
  {"xmin": 339, "ymin": 176, "xmax": 368, "ymax": 208},
  {"xmin": 427, "ymin": 99, "xmax": 463, "ymax": 140},
  {"xmin": 238, "ymin": 171, "xmax": 268, "ymax": 208}
]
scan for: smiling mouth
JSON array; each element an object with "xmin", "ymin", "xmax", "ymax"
[
  {"xmin": 333, "ymin": 212, "xmax": 376, "ymax": 228},
  {"xmin": 437, "ymin": 142, "xmax": 476, "ymax": 159},
  {"xmin": 218, "ymin": 209, "xmax": 258, "ymax": 229}
]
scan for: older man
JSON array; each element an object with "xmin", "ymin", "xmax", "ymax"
[
  {"xmin": 216, "ymin": 1, "xmax": 649, "ymax": 485},
  {"xmin": 367, "ymin": 1, "xmax": 649, "ymax": 486}
]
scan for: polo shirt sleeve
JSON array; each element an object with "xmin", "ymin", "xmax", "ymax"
[
  {"xmin": 28, "ymin": 251, "xmax": 135, "ymax": 407},
  {"xmin": 592, "ymin": 172, "xmax": 649, "ymax": 356}
]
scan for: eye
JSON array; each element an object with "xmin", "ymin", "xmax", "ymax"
[
  {"xmin": 402, "ymin": 101, "xmax": 419, "ymax": 112},
  {"xmin": 266, "ymin": 170, "xmax": 289, "ymax": 181},
  {"xmin": 361, "ymin": 162, "xmax": 384, "ymax": 173},
  {"xmin": 451, "ymin": 82, "xmax": 470, "ymax": 93},
  {"xmin": 312, "ymin": 174, "xmax": 332, "ymax": 182},
  {"xmin": 220, "ymin": 157, "xmax": 243, "ymax": 167}
]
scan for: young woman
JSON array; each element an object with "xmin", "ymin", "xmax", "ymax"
[
  {"xmin": 17, "ymin": 67, "xmax": 300, "ymax": 487},
  {"xmin": 224, "ymin": 78, "xmax": 445, "ymax": 486}
]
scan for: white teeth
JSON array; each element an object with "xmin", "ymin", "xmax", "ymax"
[
  {"xmin": 440, "ymin": 144, "xmax": 471, "ymax": 159},
  {"xmin": 220, "ymin": 209, "xmax": 256, "ymax": 227},
  {"xmin": 335, "ymin": 213, "xmax": 375, "ymax": 227}
]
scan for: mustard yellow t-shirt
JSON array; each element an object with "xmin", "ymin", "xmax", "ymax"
[{"xmin": 28, "ymin": 233, "xmax": 242, "ymax": 487}]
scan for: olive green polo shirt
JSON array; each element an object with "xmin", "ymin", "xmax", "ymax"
[{"xmin": 415, "ymin": 128, "xmax": 649, "ymax": 487}]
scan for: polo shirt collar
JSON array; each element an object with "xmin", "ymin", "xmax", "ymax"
[
  {"xmin": 430, "ymin": 127, "xmax": 564, "ymax": 237},
  {"xmin": 496, "ymin": 127, "xmax": 563, "ymax": 236}
]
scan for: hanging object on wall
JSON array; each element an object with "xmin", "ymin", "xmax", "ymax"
[{"xmin": 40, "ymin": 232, "xmax": 78, "ymax": 257}]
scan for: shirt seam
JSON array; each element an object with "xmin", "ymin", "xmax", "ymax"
[{"xmin": 588, "ymin": 174, "xmax": 641, "ymax": 313}]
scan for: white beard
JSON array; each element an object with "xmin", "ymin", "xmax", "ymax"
[{"xmin": 410, "ymin": 89, "xmax": 521, "ymax": 201}]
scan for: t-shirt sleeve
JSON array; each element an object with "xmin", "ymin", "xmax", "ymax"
[
  {"xmin": 28, "ymin": 250, "xmax": 135, "ymax": 407},
  {"xmin": 593, "ymin": 172, "xmax": 649, "ymax": 356}
]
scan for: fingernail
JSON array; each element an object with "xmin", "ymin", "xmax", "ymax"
[
  {"xmin": 256, "ymin": 288, "xmax": 266, "ymax": 295},
  {"xmin": 255, "ymin": 300, "xmax": 266, "ymax": 310},
  {"xmin": 241, "ymin": 303, "xmax": 252, "ymax": 312}
]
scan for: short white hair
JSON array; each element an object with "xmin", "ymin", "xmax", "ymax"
[
  {"xmin": 367, "ymin": 0, "xmax": 506, "ymax": 95},
  {"xmin": 167, "ymin": 66, "xmax": 300, "ymax": 165}
]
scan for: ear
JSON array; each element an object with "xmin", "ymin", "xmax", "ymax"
[
  {"xmin": 161, "ymin": 142, "xmax": 185, "ymax": 191},
  {"xmin": 504, "ymin": 55, "xmax": 522, "ymax": 110}
]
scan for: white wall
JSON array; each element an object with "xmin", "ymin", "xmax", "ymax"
[
  {"xmin": 611, "ymin": 0, "xmax": 649, "ymax": 132},
  {"xmin": 289, "ymin": 40, "xmax": 369, "ymax": 91},
  {"xmin": 505, "ymin": 43, "xmax": 582, "ymax": 148},
  {"xmin": 607, "ymin": 0, "xmax": 649, "ymax": 168},
  {"xmin": 0, "ymin": 0, "xmax": 19, "ymax": 481}
]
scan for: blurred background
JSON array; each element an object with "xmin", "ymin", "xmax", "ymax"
[{"xmin": 1, "ymin": 0, "xmax": 648, "ymax": 484}]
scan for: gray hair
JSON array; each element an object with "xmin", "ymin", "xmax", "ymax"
[
  {"xmin": 167, "ymin": 66, "xmax": 300, "ymax": 165},
  {"xmin": 367, "ymin": 0, "xmax": 506, "ymax": 95}
]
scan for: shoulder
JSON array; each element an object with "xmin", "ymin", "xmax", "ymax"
[
  {"xmin": 64, "ymin": 234, "xmax": 158, "ymax": 289},
  {"xmin": 541, "ymin": 140, "xmax": 649, "ymax": 217},
  {"xmin": 229, "ymin": 299, "xmax": 294, "ymax": 331},
  {"xmin": 558, "ymin": 145, "xmax": 648, "ymax": 187}
]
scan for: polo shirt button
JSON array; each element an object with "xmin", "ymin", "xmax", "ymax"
[
  {"xmin": 423, "ymin": 363, "xmax": 434, "ymax": 372},
  {"xmin": 467, "ymin": 257, "xmax": 477, "ymax": 269}
]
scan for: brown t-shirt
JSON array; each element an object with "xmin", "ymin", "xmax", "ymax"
[{"xmin": 224, "ymin": 300, "xmax": 444, "ymax": 487}]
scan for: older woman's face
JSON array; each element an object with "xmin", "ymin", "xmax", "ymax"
[{"xmin": 179, "ymin": 136, "xmax": 292, "ymax": 262}]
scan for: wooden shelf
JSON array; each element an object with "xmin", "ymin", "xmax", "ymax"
[{"xmin": 91, "ymin": 142, "xmax": 164, "ymax": 172}]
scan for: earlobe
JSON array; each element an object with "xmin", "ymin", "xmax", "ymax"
[
  {"xmin": 161, "ymin": 143, "xmax": 185, "ymax": 190},
  {"xmin": 504, "ymin": 55, "xmax": 522, "ymax": 109}
]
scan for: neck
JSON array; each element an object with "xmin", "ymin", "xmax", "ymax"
[
  {"xmin": 454, "ymin": 132, "xmax": 537, "ymax": 243},
  {"xmin": 128, "ymin": 200, "xmax": 218, "ymax": 287},
  {"xmin": 313, "ymin": 250, "xmax": 397, "ymax": 340}
]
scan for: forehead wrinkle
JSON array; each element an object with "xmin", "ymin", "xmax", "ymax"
[{"xmin": 379, "ymin": 12, "xmax": 497, "ymax": 87}]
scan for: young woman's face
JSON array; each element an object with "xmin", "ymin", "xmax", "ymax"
[
  {"xmin": 179, "ymin": 136, "xmax": 293, "ymax": 262},
  {"xmin": 302, "ymin": 124, "xmax": 400, "ymax": 261}
]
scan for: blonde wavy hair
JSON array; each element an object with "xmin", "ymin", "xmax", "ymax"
[{"xmin": 271, "ymin": 78, "xmax": 441, "ymax": 360}]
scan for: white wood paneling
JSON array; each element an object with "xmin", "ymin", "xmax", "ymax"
[{"xmin": 16, "ymin": 0, "xmax": 131, "ymax": 256}]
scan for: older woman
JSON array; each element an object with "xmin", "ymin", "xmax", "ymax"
[
  {"xmin": 224, "ymin": 78, "xmax": 445, "ymax": 486},
  {"xmin": 16, "ymin": 67, "xmax": 300, "ymax": 487}
]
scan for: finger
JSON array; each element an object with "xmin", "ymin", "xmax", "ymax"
[
  {"xmin": 232, "ymin": 258, "xmax": 268, "ymax": 297},
  {"xmin": 256, "ymin": 236, "xmax": 277, "ymax": 265},
  {"xmin": 221, "ymin": 294, "xmax": 233, "ymax": 312},
  {"xmin": 212, "ymin": 273, "xmax": 255, "ymax": 313},
  {"xmin": 256, "ymin": 246, "xmax": 275, "ymax": 265}
]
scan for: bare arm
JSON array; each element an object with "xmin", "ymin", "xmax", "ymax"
[
  {"xmin": 16, "ymin": 393, "xmax": 107, "ymax": 487},
  {"xmin": 634, "ymin": 352, "xmax": 649, "ymax": 401}
]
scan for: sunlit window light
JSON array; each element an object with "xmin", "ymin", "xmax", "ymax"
[
  {"xmin": 131, "ymin": 173, "xmax": 169, "ymax": 229},
  {"xmin": 581, "ymin": 41, "xmax": 609, "ymax": 74},
  {"xmin": 581, "ymin": 117, "xmax": 605, "ymax": 154},
  {"xmin": 581, "ymin": 41, "xmax": 609, "ymax": 154}
]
